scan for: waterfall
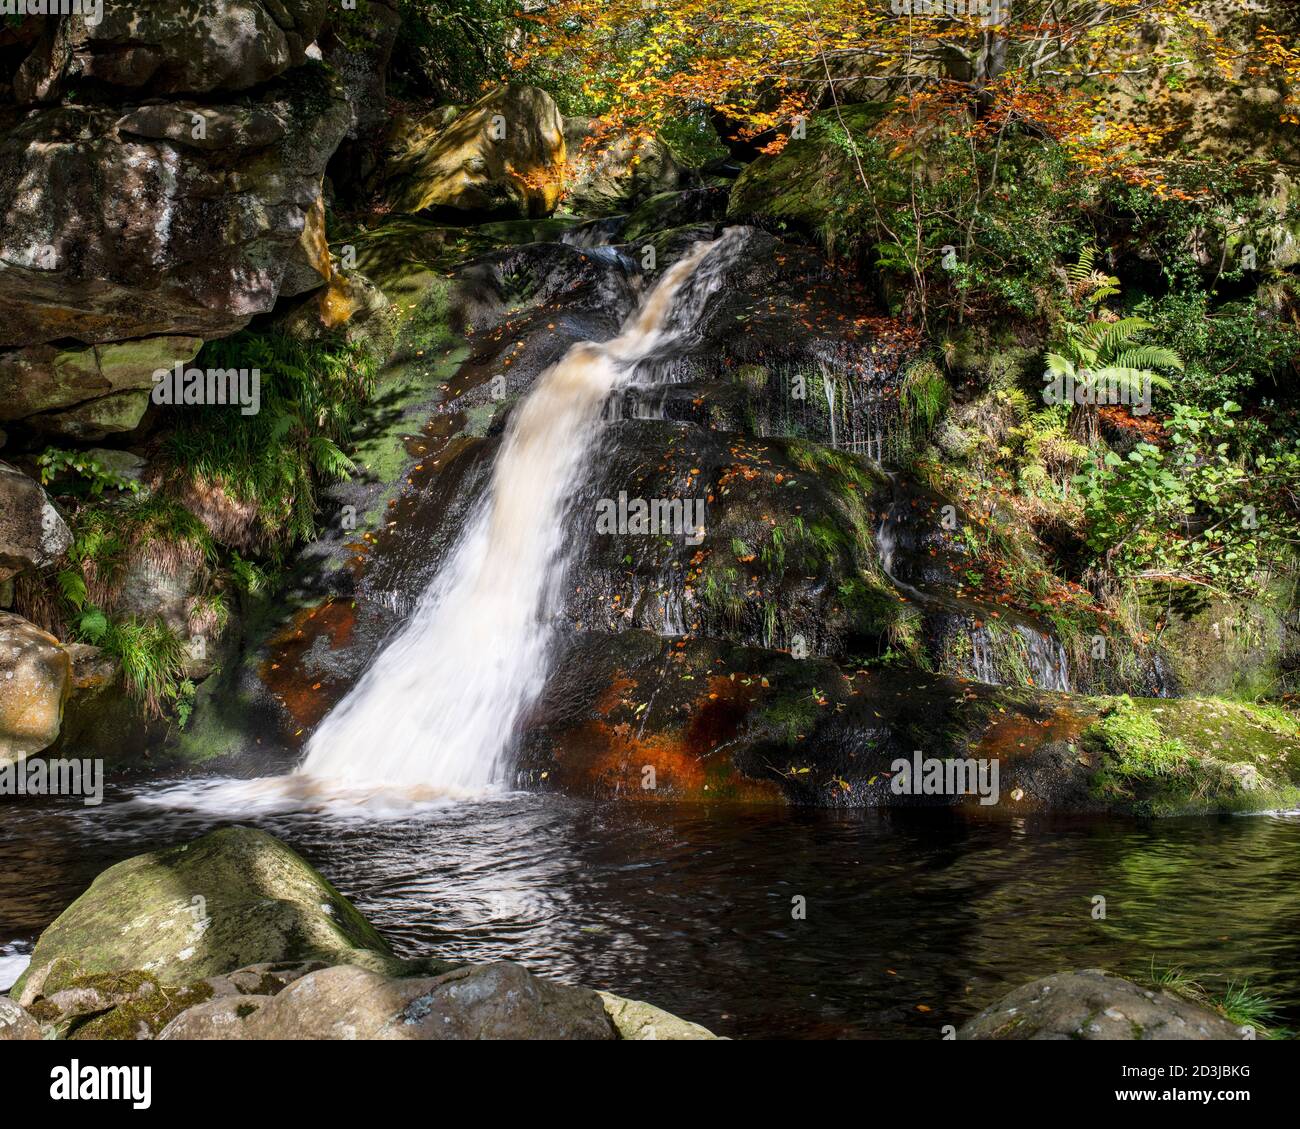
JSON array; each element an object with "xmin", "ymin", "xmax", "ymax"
[{"xmin": 297, "ymin": 231, "xmax": 742, "ymax": 795}]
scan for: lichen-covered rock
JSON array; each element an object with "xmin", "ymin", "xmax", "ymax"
[
  {"xmin": 0, "ymin": 337, "xmax": 203, "ymax": 438},
  {"xmin": 162, "ymin": 961, "xmax": 617, "ymax": 1040},
  {"xmin": 11, "ymin": 826, "xmax": 394, "ymax": 1004},
  {"xmin": 14, "ymin": 1, "xmax": 328, "ymax": 102},
  {"xmin": 562, "ymin": 118, "xmax": 682, "ymax": 215},
  {"xmin": 0, "ymin": 460, "xmax": 72, "ymax": 582},
  {"xmin": 382, "ymin": 85, "xmax": 566, "ymax": 219},
  {"xmin": 959, "ymin": 970, "xmax": 1250, "ymax": 1041},
  {"xmin": 21, "ymin": 965, "xmax": 217, "ymax": 1040},
  {"xmin": 0, "ymin": 64, "xmax": 350, "ymax": 349},
  {"xmin": 0, "ymin": 611, "xmax": 71, "ymax": 764},
  {"xmin": 0, "ymin": 998, "xmax": 41, "ymax": 1041},
  {"xmin": 599, "ymin": 992, "xmax": 720, "ymax": 1040}
]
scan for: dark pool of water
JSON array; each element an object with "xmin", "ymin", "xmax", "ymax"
[{"xmin": 3, "ymin": 781, "xmax": 1299, "ymax": 1039}]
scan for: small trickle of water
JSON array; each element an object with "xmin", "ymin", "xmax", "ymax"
[
  {"xmin": 1019, "ymin": 624, "xmax": 1072, "ymax": 692},
  {"xmin": 967, "ymin": 623, "xmax": 1072, "ymax": 692},
  {"xmin": 298, "ymin": 231, "xmax": 746, "ymax": 795},
  {"xmin": 822, "ymin": 366, "xmax": 839, "ymax": 450}
]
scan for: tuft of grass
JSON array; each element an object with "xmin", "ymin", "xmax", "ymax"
[
  {"xmin": 1144, "ymin": 961, "xmax": 1292, "ymax": 1040},
  {"xmin": 102, "ymin": 617, "xmax": 190, "ymax": 721}
]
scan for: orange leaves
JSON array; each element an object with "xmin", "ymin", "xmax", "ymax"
[{"xmin": 1251, "ymin": 26, "xmax": 1300, "ymax": 126}]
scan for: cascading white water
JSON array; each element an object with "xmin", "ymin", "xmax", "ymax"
[{"xmin": 297, "ymin": 233, "xmax": 739, "ymax": 796}]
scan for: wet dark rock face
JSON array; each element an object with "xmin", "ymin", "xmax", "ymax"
[{"xmin": 515, "ymin": 629, "xmax": 1101, "ymax": 810}]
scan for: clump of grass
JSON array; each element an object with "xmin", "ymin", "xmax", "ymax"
[
  {"xmin": 63, "ymin": 496, "xmax": 215, "ymax": 612},
  {"xmin": 102, "ymin": 617, "xmax": 191, "ymax": 721},
  {"xmin": 1144, "ymin": 961, "xmax": 1292, "ymax": 1040},
  {"xmin": 1086, "ymin": 697, "xmax": 1192, "ymax": 800},
  {"xmin": 900, "ymin": 358, "xmax": 949, "ymax": 439},
  {"xmin": 1085, "ymin": 697, "xmax": 1249, "ymax": 812}
]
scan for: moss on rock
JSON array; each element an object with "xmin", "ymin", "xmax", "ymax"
[{"xmin": 13, "ymin": 826, "xmax": 394, "ymax": 1004}]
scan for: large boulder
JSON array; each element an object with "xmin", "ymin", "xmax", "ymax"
[
  {"xmin": 0, "ymin": 461, "xmax": 72, "ymax": 582},
  {"xmin": 13, "ymin": 1, "xmax": 328, "ymax": 102},
  {"xmin": 160, "ymin": 961, "xmax": 617, "ymax": 1040},
  {"xmin": 959, "ymin": 970, "xmax": 1250, "ymax": 1040},
  {"xmin": 381, "ymin": 85, "xmax": 566, "ymax": 220},
  {"xmin": 0, "ymin": 611, "xmax": 71, "ymax": 764},
  {"xmin": 11, "ymin": 826, "xmax": 394, "ymax": 1004},
  {"xmin": 0, "ymin": 63, "xmax": 350, "ymax": 350},
  {"xmin": 562, "ymin": 118, "xmax": 682, "ymax": 215}
]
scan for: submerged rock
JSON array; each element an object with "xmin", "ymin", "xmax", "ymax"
[{"xmin": 959, "ymin": 970, "xmax": 1249, "ymax": 1041}]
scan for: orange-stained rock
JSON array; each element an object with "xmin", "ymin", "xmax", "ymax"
[{"xmin": 0, "ymin": 612, "xmax": 71, "ymax": 764}]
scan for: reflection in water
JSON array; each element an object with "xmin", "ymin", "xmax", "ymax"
[{"xmin": 2, "ymin": 783, "xmax": 1298, "ymax": 1039}]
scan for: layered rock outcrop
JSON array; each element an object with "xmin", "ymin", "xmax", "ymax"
[{"xmin": 0, "ymin": 3, "xmax": 355, "ymax": 440}]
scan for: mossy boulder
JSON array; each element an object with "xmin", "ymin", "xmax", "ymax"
[
  {"xmin": 12, "ymin": 826, "xmax": 393, "ymax": 1004},
  {"xmin": 1085, "ymin": 695, "xmax": 1300, "ymax": 816},
  {"xmin": 0, "ymin": 336, "xmax": 203, "ymax": 438},
  {"xmin": 381, "ymin": 85, "xmax": 566, "ymax": 220},
  {"xmin": 726, "ymin": 103, "xmax": 890, "ymax": 233}
]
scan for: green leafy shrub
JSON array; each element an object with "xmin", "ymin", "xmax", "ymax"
[
  {"xmin": 1074, "ymin": 403, "xmax": 1300, "ymax": 595},
  {"xmin": 37, "ymin": 448, "xmax": 141, "ymax": 496}
]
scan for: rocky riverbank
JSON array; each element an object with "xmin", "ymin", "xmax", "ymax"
[{"xmin": 2, "ymin": 826, "xmax": 717, "ymax": 1040}]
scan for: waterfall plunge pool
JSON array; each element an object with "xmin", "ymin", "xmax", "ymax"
[{"xmin": 3, "ymin": 780, "xmax": 1299, "ymax": 1039}]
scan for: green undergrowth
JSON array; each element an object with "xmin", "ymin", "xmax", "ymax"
[
  {"xmin": 166, "ymin": 331, "xmax": 377, "ymax": 553},
  {"xmin": 1085, "ymin": 695, "xmax": 1300, "ymax": 815}
]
